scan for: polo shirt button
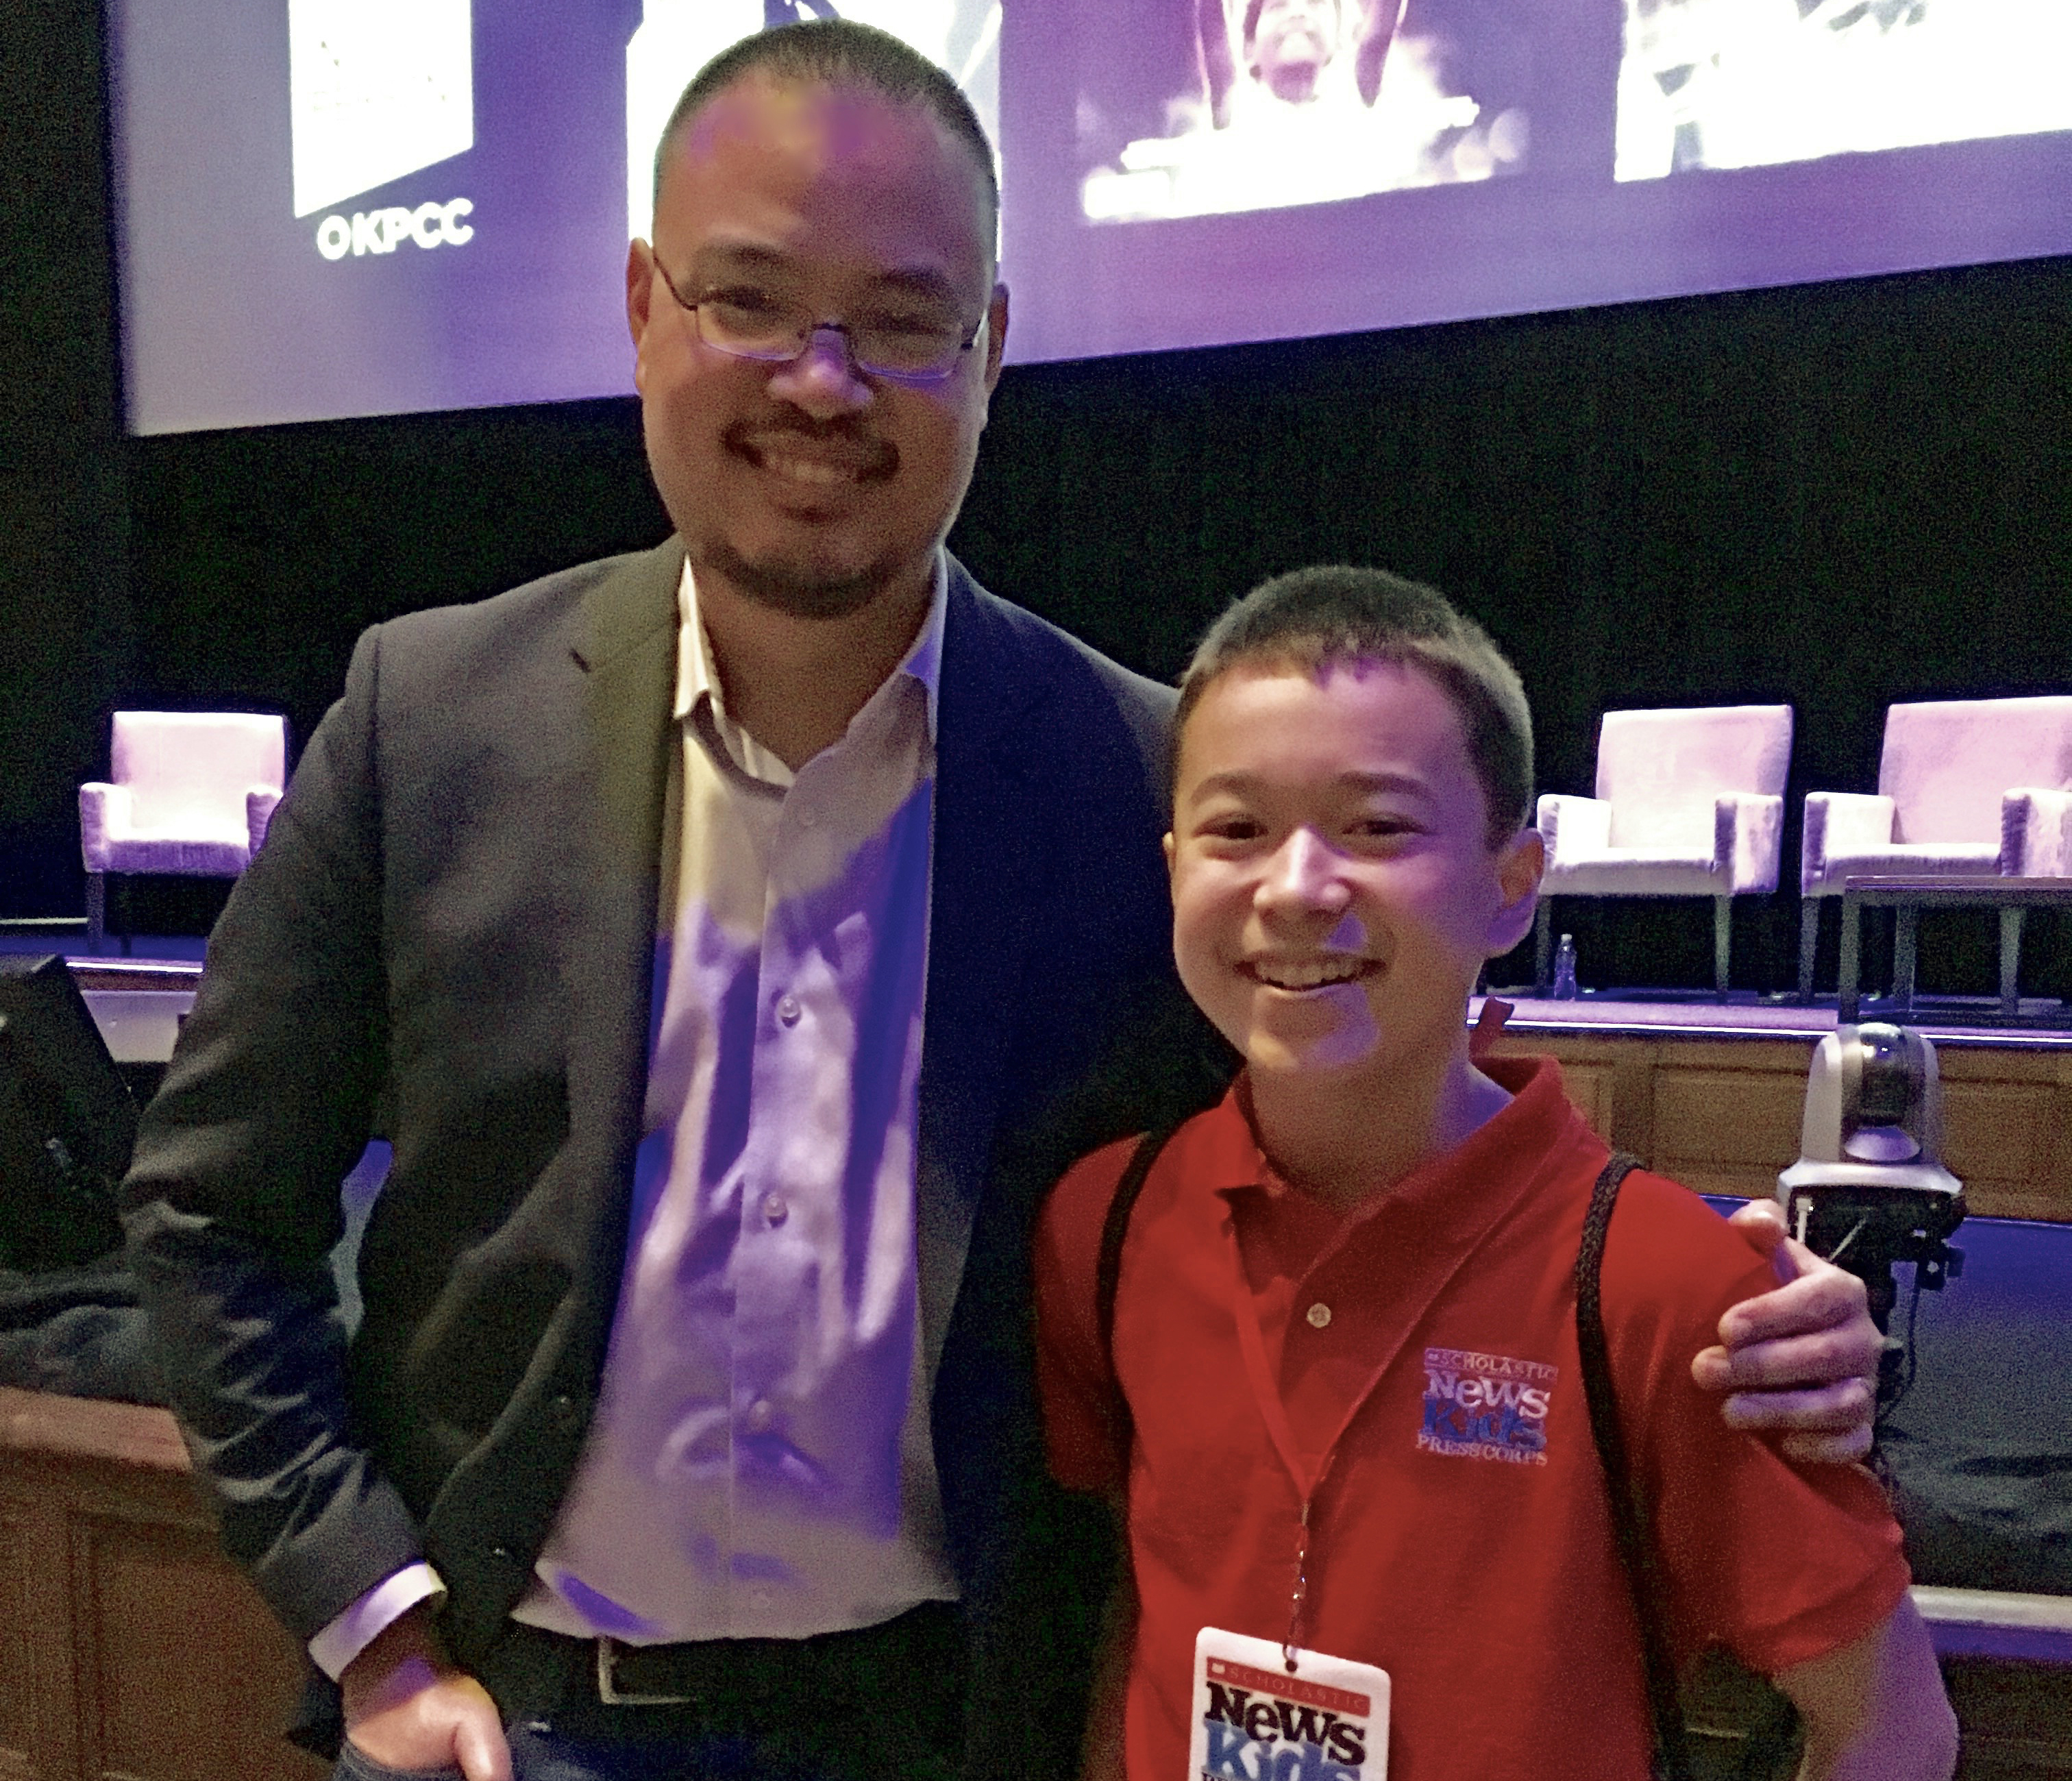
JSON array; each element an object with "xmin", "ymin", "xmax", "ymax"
[
  {"xmin": 745, "ymin": 1399, "xmax": 774, "ymax": 1434},
  {"xmin": 776, "ymin": 994, "xmax": 801, "ymax": 1027},
  {"xmin": 762, "ymin": 1192, "xmax": 789, "ymax": 1226},
  {"xmin": 1305, "ymin": 1302, "xmax": 1333, "ymax": 1329}
]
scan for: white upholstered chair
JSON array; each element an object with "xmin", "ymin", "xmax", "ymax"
[
  {"xmin": 1536, "ymin": 704, "xmax": 1794, "ymax": 998},
  {"xmin": 1797, "ymin": 696, "xmax": 2072, "ymax": 1000},
  {"xmin": 79, "ymin": 712, "xmax": 287, "ymax": 953}
]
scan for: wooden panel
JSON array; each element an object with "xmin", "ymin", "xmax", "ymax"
[
  {"xmin": 1944, "ymin": 1657, "xmax": 2072, "ymax": 1778},
  {"xmin": 1555, "ymin": 1061, "xmax": 1616, "ymax": 1140},
  {"xmin": 1503, "ymin": 1029, "xmax": 2072, "ymax": 1220},
  {"xmin": 1651, "ymin": 1068, "xmax": 1809, "ymax": 1170},
  {"xmin": 1941, "ymin": 1081, "xmax": 2068, "ymax": 1223},
  {"xmin": 73, "ymin": 1516, "xmax": 320, "ymax": 1781},
  {"xmin": 1, "ymin": 1392, "xmax": 323, "ymax": 1781},
  {"xmin": 0, "ymin": 1495, "xmax": 35, "ymax": 1778}
]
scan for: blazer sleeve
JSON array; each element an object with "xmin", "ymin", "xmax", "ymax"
[{"xmin": 123, "ymin": 620, "xmax": 427, "ymax": 1642}]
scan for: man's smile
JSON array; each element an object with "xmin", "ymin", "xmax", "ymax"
[{"xmin": 730, "ymin": 424, "xmax": 898, "ymax": 490}]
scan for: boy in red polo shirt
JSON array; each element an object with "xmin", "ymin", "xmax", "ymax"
[{"xmin": 1034, "ymin": 567, "xmax": 1957, "ymax": 1781}]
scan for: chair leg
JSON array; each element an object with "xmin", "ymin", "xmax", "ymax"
[
  {"xmin": 1534, "ymin": 899, "xmax": 1553, "ymax": 994},
  {"xmin": 1714, "ymin": 897, "xmax": 1731, "ymax": 1001},
  {"xmin": 2001, "ymin": 906, "xmax": 2025, "ymax": 1018},
  {"xmin": 113, "ymin": 873, "xmax": 132, "ymax": 957},
  {"xmin": 1797, "ymin": 900, "xmax": 1821, "ymax": 1005},
  {"xmin": 85, "ymin": 873, "xmax": 105, "ymax": 955},
  {"xmin": 1893, "ymin": 907, "xmax": 1919, "ymax": 1018}
]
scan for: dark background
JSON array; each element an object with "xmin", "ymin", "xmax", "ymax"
[{"xmin": 5, "ymin": 0, "xmax": 2069, "ymax": 996}]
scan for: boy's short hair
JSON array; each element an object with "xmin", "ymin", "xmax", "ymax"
[
  {"xmin": 653, "ymin": 20, "xmax": 999, "ymax": 251},
  {"xmin": 1174, "ymin": 565, "xmax": 1534, "ymax": 846}
]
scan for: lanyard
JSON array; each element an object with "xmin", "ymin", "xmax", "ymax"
[{"xmin": 1223, "ymin": 1228, "xmax": 1403, "ymax": 1673}]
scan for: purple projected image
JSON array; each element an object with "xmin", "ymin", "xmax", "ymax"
[
  {"xmin": 110, "ymin": 0, "xmax": 997, "ymax": 434},
  {"xmin": 110, "ymin": 0, "xmax": 2072, "ymax": 432},
  {"xmin": 1618, "ymin": 0, "xmax": 2072, "ymax": 180},
  {"xmin": 1080, "ymin": 0, "xmax": 1534, "ymax": 221}
]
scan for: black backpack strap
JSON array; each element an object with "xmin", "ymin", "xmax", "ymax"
[
  {"xmin": 1576, "ymin": 1151, "xmax": 1696, "ymax": 1781},
  {"xmin": 1094, "ymin": 1125, "xmax": 1182, "ymax": 1459}
]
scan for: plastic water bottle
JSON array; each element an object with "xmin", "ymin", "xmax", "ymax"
[{"xmin": 1551, "ymin": 933, "xmax": 1580, "ymax": 1000}]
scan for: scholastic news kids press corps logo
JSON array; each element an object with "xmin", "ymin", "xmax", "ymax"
[
  {"xmin": 1418, "ymin": 1347, "xmax": 1556, "ymax": 1464},
  {"xmin": 1201, "ymin": 1658, "xmax": 1372, "ymax": 1781}
]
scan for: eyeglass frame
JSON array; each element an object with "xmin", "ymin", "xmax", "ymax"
[{"xmin": 648, "ymin": 256, "xmax": 987, "ymax": 388}]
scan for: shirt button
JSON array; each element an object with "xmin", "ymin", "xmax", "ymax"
[
  {"xmin": 745, "ymin": 1399, "xmax": 774, "ymax": 1434},
  {"xmin": 776, "ymin": 994, "xmax": 801, "ymax": 1027},
  {"xmin": 1305, "ymin": 1302, "xmax": 1333, "ymax": 1329},
  {"xmin": 796, "ymin": 806, "xmax": 818, "ymax": 828},
  {"xmin": 761, "ymin": 1192, "xmax": 788, "ymax": 1227}
]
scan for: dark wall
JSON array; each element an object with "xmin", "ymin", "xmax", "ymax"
[
  {"xmin": 1, "ymin": 0, "xmax": 137, "ymax": 911},
  {"xmin": 6, "ymin": 0, "xmax": 2071, "ymax": 993}
]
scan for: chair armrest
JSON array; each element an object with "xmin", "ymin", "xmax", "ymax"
[
  {"xmin": 78, "ymin": 782, "xmax": 130, "ymax": 870},
  {"xmin": 1536, "ymin": 794, "xmax": 1611, "ymax": 863},
  {"xmin": 1801, "ymin": 791, "xmax": 1896, "ymax": 894},
  {"xmin": 247, "ymin": 787, "xmax": 282, "ymax": 857},
  {"xmin": 1714, "ymin": 793, "xmax": 1784, "ymax": 894},
  {"xmin": 2003, "ymin": 787, "xmax": 2072, "ymax": 879}
]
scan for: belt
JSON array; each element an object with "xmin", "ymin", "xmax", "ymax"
[{"xmin": 482, "ymin": 1602, "xmax": 968, "ymax": 1737}]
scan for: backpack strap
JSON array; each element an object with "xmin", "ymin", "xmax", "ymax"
[
  {"xmin": 1094, "ymin": 1125, "xmax": 1183, "ymax": 1460},
  {"xmin": 1575, "ymin": 1151, "xmax": 1695, "ymax": 1781}
]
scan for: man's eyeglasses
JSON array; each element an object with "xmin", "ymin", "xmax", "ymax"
[{"xmin": 651, "ymin": 259, "xmax": 983, "ymax": 386}]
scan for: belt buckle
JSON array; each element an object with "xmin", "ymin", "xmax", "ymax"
[{"xmin": 595, "ymin": 1635, "xmax": 697, "ymax": 1707}]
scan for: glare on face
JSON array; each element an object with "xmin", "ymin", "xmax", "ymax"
[
  {"xmin": 628, "ymin": 75, "xmax": 1005, "ymax": 618},
  {"xmin": 1165, "ymin": 660, "xmax": 1538, "ymax": 1088}
]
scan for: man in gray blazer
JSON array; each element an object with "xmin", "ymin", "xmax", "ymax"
[{"xmin": 125, "ymin": 21, "xmax": 1881, "ymax": 1781}]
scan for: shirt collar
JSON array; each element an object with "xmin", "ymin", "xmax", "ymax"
[
  {"xmin": 673, "ymin": 550, "xmax": 948, "ymax": 767},
  {"xmin": 1189, "ymin": 1053, "xmax": 1576, "ymax": 1215}
]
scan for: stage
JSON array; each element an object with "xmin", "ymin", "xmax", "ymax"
[
  {"xmin": 18, "ymin": 931, "xmax": 2069, "ymax": 1226},
  {"xmin": 1478, "ymin": 991, "xmax": 2072, "ymax": 1222}
]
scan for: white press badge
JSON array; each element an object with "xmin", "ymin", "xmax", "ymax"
[{"xmin": 1189, "ymin": 1626, "xmax": 1390, "ymax": 1781}]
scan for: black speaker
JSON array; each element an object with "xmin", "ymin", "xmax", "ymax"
[{"xmin": 0, "ymin": 956, "xmax": 136, "ymax": 1271}]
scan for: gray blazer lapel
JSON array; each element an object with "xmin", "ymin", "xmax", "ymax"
[
  {"xmin": 915, "ymin": 563, "xmax": 1048, "ymax": 1350},
  {"xmin": 564, "ymin": 539, "xmax": 682, "ymax": 1302}
]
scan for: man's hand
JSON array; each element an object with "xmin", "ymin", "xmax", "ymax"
[
  {"xmin": 1690, "ymin": 1199, "xmax": 1882, "ymax": 1464},
  {"xmin": 339, "ymin": 1605, "xmax": 511, "ymax": 1781}
]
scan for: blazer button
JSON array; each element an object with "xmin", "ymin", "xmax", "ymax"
[
  {"xmin": 552, "ymin": 1392, "xmax": 579, "ymax": 1425},
  {"xmin": 490, "ymin": 1545, "xmax": 512, "ymax": 1562}
]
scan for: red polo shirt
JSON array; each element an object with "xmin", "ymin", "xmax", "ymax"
[{"xmin": 1035, "ymin": 1055, "xmax": 1908, "ymax": 1781}]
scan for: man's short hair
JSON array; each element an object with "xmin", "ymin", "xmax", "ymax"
[
  {"xmin": 1174, "ymin": 565, "xmax": 1535, "ymax": 846},
  {"xmin": 652, "ymin": 20, "xmax": 999, "ymax": 251}
]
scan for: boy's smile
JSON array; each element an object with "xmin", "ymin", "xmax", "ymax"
[{"xmin": 1165, "ymin": 659, "xmax": 1542, "ymax": 1096}]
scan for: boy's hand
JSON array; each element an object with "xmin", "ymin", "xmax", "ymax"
[{"xmin": 1690, "ymin": 1200, "xmax": 1882, "ymax": 1464}]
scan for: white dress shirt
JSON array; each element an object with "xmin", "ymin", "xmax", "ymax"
[{"xmin": 312, "ymin": 554, "xmax": 956, "ymax": 1675}]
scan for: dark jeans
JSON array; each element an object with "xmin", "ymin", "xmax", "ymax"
[{"xmin": 333, "ymin": 1720, "xmax": 901, "ymax": 1781}]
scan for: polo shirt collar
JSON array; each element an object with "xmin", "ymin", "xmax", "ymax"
[{"xmin": 1186, "ymin": 1053, "xmax": 1583, "ymax": 1225}]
